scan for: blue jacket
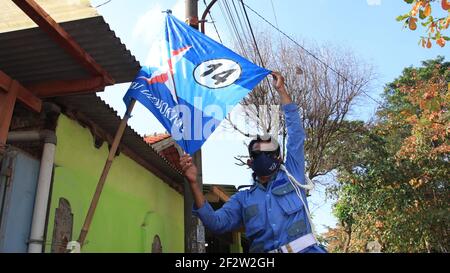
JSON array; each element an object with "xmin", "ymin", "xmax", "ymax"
[{"xmin": 193, "ymin": 103, "xmax": 325, "ymax": 253}]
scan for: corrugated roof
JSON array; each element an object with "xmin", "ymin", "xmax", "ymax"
[
  {"xmin": 144, "ymin": 134, "xmax": 183, "ymax": 174},
  {"xmin": 52, "ymin": 93, "xmax": 185, "ymax": 192},
  {"xmin": 0, "ymin": 0, "xmax": 98, "ymax": 32},
  {"xmin": 1, "ymin": 5, "xmax": 184, "ymax": 192},
  {"xmin": 144, "ymin": 134, "xmax": 171, "ymax": 145},
  {"xmin": 0, "ymin": 16, "xmax": 140, "ymax": 85},
  {"xmin": 159, "ymin": 145, "xmax": 183, "ymax": 173}
]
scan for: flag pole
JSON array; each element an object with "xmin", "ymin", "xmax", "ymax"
[{"xmin": 77, "ymin": 99, "xmax": 136, "ymax": 248}]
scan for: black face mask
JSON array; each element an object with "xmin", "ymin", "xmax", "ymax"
[{"xmin": 251, "ymin": 152, "xmax": 281, "ymax": 177}]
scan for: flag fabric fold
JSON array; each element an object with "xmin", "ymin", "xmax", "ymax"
[{"xmin": 124, "ymin": 13, "xmax": 271, "ymax": 154}]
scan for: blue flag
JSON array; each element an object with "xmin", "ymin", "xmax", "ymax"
[{"xmin": 123, "ymin": 13, "xmax": 270, "ymax": 154}]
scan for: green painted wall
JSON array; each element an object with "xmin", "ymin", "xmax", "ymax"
[
  {"xmin": 229, "ymin": 233, "xmax": 243, "ymax": 253},
  {"xmin": 46, "ymin": 115, "xmax": 184, "ymax": 253}
]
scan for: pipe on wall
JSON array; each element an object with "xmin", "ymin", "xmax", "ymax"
[{"xmin": 7, "ymin": 129, "xmax": 57, "ymax": 253}]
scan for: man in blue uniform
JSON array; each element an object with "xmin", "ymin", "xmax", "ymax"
[{"xmin": 180, "ymin": 72, "xmax": 326, "ymax": 253}]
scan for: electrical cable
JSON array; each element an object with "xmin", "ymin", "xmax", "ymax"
[{"xmin": 241, "ymin": 1, "xmax": 384, "ymax": 107}]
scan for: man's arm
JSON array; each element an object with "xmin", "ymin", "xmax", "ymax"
[
  {"xmin": 272, "ymin": 72, "xmax": 307, "ymax": 183},
  {"xmin": 180, "ymin": 154, "xmax": 243, "ymax": 234}
]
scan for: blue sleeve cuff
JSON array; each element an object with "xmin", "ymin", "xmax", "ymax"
[
  {"xmin": 192, "ymin": 201, "xmax": 214, "ymax": 217},
  {"xmin": 282, "ymin": 103, "xmax": 298, "ymax": 113}
]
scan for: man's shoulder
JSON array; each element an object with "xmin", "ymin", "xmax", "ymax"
[
  {"xmin": 228, "ymin": 185, "xmax": 255, "ymax": 201},
  {"xmin": 232, "ymin": 187, "xmax": 251, "ymax": 196}
]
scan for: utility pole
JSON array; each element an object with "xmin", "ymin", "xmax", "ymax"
[
  {"xmin": 184, "ymin": 0, "xmax": 205, "ymax": 254},
  {"xmin": 186, "ymin": 0, "xmax": 199, "ymax": 29}
]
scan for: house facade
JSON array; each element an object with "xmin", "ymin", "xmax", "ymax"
[
  {"xmin": 0, "ymin": 0, "xmax": 186, "ymax": 253},
  {"xmin": 46, "ymin": 100, "xmax": 185, "ymax": 253}
]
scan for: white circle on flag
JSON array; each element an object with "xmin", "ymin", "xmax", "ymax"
[{"xmin": 193, "ymin": 59, "xmax": 242, "ymax": 89}]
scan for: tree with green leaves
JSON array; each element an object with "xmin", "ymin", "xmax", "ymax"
[{"xmin": 324, "ymin": 57, "xmax": 449, "ymax": 252}]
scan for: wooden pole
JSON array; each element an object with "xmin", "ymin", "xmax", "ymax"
[
  {"xmin": 185, "ymin": 0, "xmax": 199, "ymax": 29},
  {"xmin": 0, "ymin": 80, "xmax": 19, "ymax": 154},
  {"xmin": 78, "ymin": 99, "xmax": 136, "ymax": 247}
]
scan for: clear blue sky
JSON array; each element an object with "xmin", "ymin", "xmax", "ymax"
[{"xmin": 90, "ymin": 0, "xmax": 447, "ymax": 234}]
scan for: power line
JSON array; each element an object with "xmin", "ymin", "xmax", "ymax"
[
  {"xmin": 203, "ymin": 0, "xmax": 223, "ymax": 44},
  {"xmin": 217, "ymin": 0, "xmax": 236, "ymax": 46},
  {"xmin": 221, "ymin": 0, "xmax": 248, "ymax": 56},
  {"xmin": 239, "ymin": 0, "xmax": 276, "ymax": 100},
  {"xmin": 217, "ymin": 0, "xmax": 277, "ymax": 133},
  {"xmin": 240, "ymin": 1, "xmax": 384, "ymax": 107},
  {"xmin": 270, "ymin": 0, "xmax": 279, "ymax": 30},
  {"xmin": 94, "ymin": 0, "xmax": 112, "ymax": 8},
  {"xmin": 239, "ymin": 0, "xmax": 266, "ymax": 68},
  {"xmin": 237, "ymin": 0, "xmax": 258, "ymax": 57},
  {"xmin": 231, "ymin": 0, "xmax": 254, "ymax": 49},
  {"xmin": 223, "ymin": 0, "xmax": 242, "ymax": 51},
  {"xmin": 269, "ymin": 0, "xmax": 283, "ymax": 43}
]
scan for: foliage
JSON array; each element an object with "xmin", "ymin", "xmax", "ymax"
[
  {"xmin": 397, "ymin": 0, "xmax": 450, "ymax": 48},
  {"xmin": 324, "ymin": 57, "xmax": 449, "ymax": 252},
  {"xmin": 320, "ymin": 224, "xmax": 368, "ymax": 253},
  {"xmin": 393, "ymin": 58, "xmax": 449, "ymax": 160}
]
